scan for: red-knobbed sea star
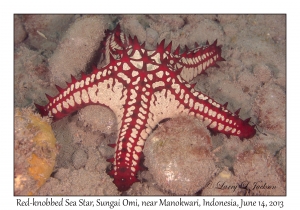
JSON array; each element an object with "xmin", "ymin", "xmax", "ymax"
[{"xmin": 36, "ymin": 24, "xmax": 256, "ymax": 191}]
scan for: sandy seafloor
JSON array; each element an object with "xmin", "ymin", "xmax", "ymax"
[{"xmin": 14, "ymin": 14, "xmax": 286, "ymax": 196}]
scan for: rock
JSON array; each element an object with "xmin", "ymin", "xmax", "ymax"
[
  {"xmin": 14, "ymin": 15, "xmax": 27, "ymax": 45},
  {"xmin": 78, "ymin": 105, "xmax": 117, "ymax": 134},
  {"xmin": 233, "ymin": 146, "xmax": 285, "ymax": 195},
  {"xmin": 22, "ymin": 14, "xmax": 74, "ymax": 51},
  {"xmin": 144, "ymin": 116, "xmax": 216, "ymax": 195},
  {"xmin": 202, "ymin": 168, "xmax": 241, "ymax": 196},
  {"xmin": 72, "ymin": 149, "xmax": 88, "ymax": 169},
  {"xmin": 48, "ymin": 15, "xmax": 111, "ymax": 85},
  {"xmin": 254, "ymin": 82, "xmax": 285, "ymax": 139},
  {"xmin": 253, "ymin": 64, "xmax": 273, "ymax": 84},
  {"xmin": 14, "ymin": 108, "xmax": 57, "ymax": 195}
]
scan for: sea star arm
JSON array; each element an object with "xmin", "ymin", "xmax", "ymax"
[
  {"xmin": 177, "ymin": 40, "xmax": 226, "ymax": 82},
  {"xmin": 146, "ymin": 67, "xmax": 256, "ymax": 140},
  {"xmin": 35, "ymin": 63, "xmax": 128, "ymax": 125}
]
